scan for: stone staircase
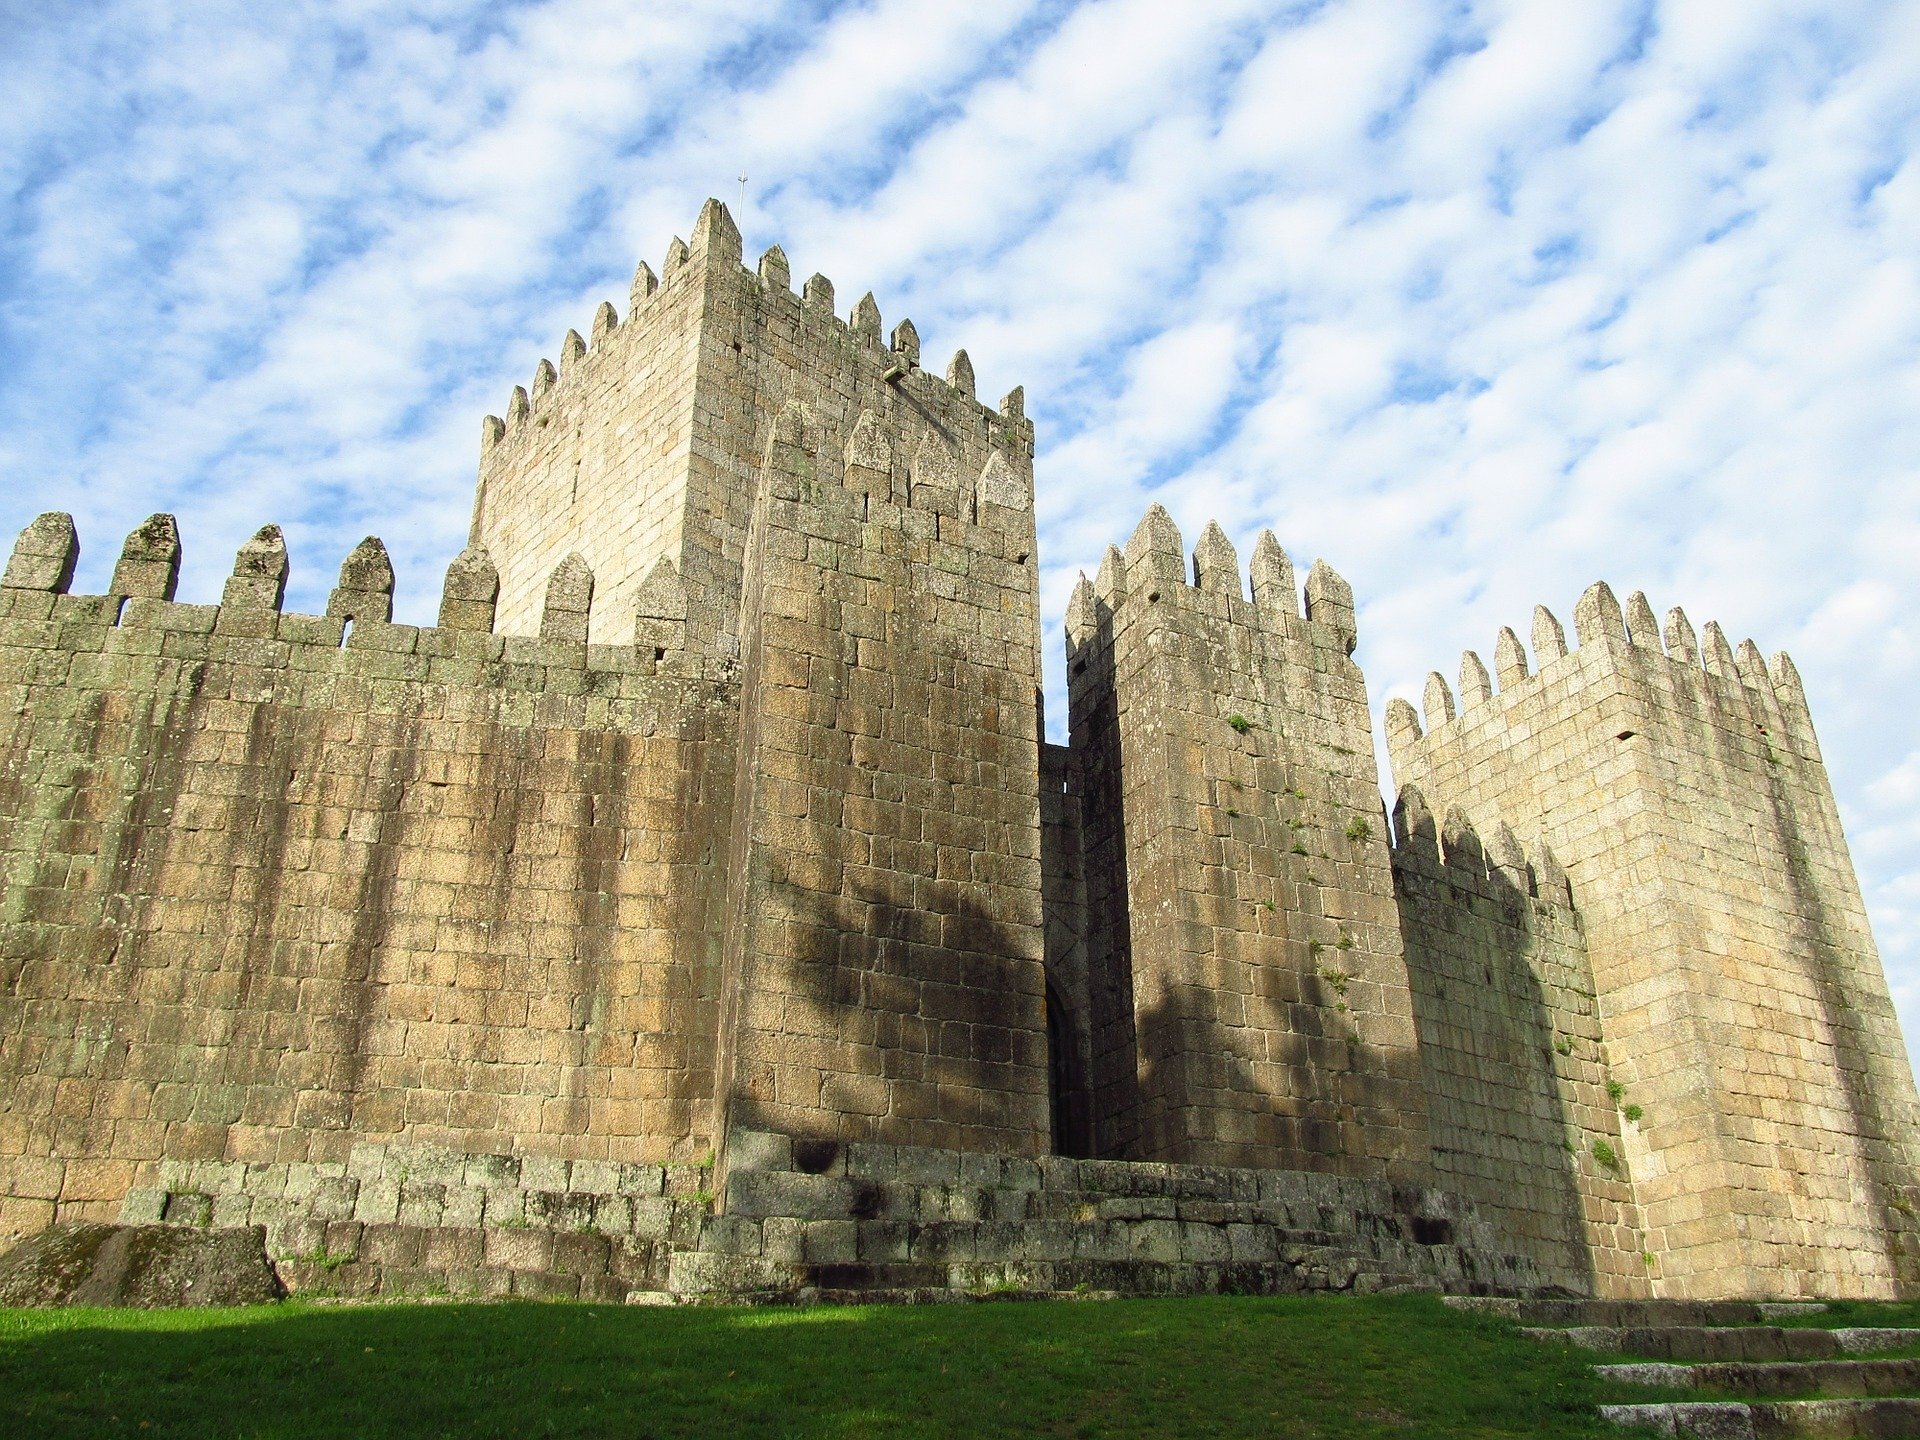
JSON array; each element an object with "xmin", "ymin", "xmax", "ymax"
[{"xmin": 1451, "ymin": 1297, "xmax": 1920, "ymax": 1437}]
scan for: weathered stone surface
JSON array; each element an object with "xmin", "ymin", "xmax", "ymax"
[
  {"xmin": 0, "ymin": 1224, "xmax": 282, "ymax": 1308},
  {"xmin": 0, "ymin": 197, "xmax": 1913, "ymax": 1309}
]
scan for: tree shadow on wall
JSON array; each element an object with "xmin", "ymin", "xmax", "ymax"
[
  {"xmin": 718, "ymin": 866, "xmax": 1052, "ymax": 1156},
  {"xmin": 1392, "ymin": 787, "xmax": 1601, "ymax": 1296}
]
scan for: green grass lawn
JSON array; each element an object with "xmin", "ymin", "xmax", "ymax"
[{"xmin": 0, "ymin": 1291, "xmax": 1679, "ymax": 1439}]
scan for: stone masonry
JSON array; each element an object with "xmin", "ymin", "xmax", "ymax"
[{"xmin": 1, "ymin": 199, "xmax": 1916, "ymax": 1302}]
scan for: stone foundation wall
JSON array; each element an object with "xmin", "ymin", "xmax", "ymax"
[{"xmin": 116, "ymin": 1133, "xmax": 1547, "ymax": 1304}]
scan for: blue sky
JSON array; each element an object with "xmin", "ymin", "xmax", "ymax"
[{"xmin": 7, "ymin": 0, "xmax": 1920, "ymax": 1070}]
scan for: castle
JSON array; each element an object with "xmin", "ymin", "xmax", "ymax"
[{"xmin": 2, "ymin": 199, "xmax": 1916, "ymax": 1303}]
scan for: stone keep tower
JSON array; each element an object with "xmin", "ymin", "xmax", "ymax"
[
  {"xmin": 469, "ymin": 199, "xmax": 1051, "ymax": 1157},
  {"xmin": 1387, "ymin": 585, "xmax": 1920, "ymax": 1299}
]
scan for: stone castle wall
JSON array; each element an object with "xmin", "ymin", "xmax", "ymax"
[
  {"xmin": 1062, "ymin": 507, "xmax": 1427, "ymax": 1179},
  {"xmin": 1387, "ymin": 584, "xmax": 1920, "ymax": 1299},
  {"xmin": 0, "ymin": 520, "xmax": 734, "ymax": 1247},
  {"xmin": 3, "ymin": 198, "xmax": 1916, "ymax": 1301},
  {"xmin": 1391, "ymin": 794, "xmax": 1650, "ymax": 1297}
]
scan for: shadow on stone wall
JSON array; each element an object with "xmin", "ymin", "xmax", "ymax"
[
  {"xmin": 1760, "ymin": 741, "xmax": 1920, "ymax": 1294},
  {"xmin": 1392, "ymin": 788, "xmax": 1598, "ymax": 1295},
  {"xmin": 716, "ymin": 870, "xmax": 1051, "ymax": 1157}
]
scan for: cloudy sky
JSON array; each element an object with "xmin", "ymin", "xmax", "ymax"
[{"xmin": 6, "ymin": 1, "xmax": 1920, "ymax": 1068}]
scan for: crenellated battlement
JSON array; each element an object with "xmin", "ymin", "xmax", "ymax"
[
  {"xmin": 1388, "ymin": 782, "xmax": 1574, "ymax": 917},
  {"xmin": 1385, "ymin": 579, "xmax": 1815, "ymax": 787},
  {"xmin": 468, "ymin": 197, "xmax": 1033, "ymax": 650},
  {"xmin": 0, "ymin": 512, "xmax": 735, "ymax": 731},
  {"xmin": 478, "ymin": 198, "xmax": 1029, "ymax": 475},
  {"xmin": 1065, "ymin": 504, "xmax": 1356, "ymax": 669}
]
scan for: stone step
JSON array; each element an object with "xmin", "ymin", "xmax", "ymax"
[
  {"xmin": 1530, "ymin": 1327, "xmax": 1920, "ymax": 1362},
  {"xmin": 1598, "ymin": 1398, "xmax": 1920, "ymax": 1437},
  {"xmin": 1448, "ymin": 1297, "xmax": 1830, "ymax": 1328},
  {"xmin": 1597, "ymin": 1358, "xmax": 1920, "ymax": 1400}
]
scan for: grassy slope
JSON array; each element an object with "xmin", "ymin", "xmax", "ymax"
[{"xmin": 0, "ymin": 1292, "xmax": 1678, "ymax": 1440}]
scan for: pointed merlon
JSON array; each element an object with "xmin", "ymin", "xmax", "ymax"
[
  {"xmin": 1735, "ymin": 639, "xmax": 1769, "ymax": 690},
  {"xmin": 1574, "ymin": 581, "xmax": 1625, "ymax": 652},
  {"xmin": 481, "ymin": 414, "xmax": 505, "ymax": 452},
  {"xmin": 1701, "ymin": 620, "xmax": 1736, "ymax": 679},
  {"xmin": 327, "ymin": 537, "xmax": 394, "ymax": 626},
  {"xmin": 1094, "ymin": 544, "xmax": 1128, "ymax": 605},
  {"xmin": 438, "ymin": 545, "xmax": 499, "ymax": 633},
  {"xmin": 1441, "ymin": 804, "xmax": 1484, "ymax": 877},
  {"xmin": 591, "ymin": 301, "xmax": 618, "ymax": 348},
  {"xmin": 632, "ymin": 556, "xmax": 688, "ymax": 653},
  {"xmin": 1769, "ymin": 650, "xmax": 1816, "ymax": 743},
  {"xmin": 1000, "ymin": 385, "xmax": 1025, "ymax": 421},
  {"xmin": 909, "ymin": 431, "xmax": 956, "ymax": 500},
  {"xmin": 764, "ymin": 399, "xmax": 816, "ymax": 484},
  {"xmin": 1384, "ymin": 698, "xmax": 1422, "ymax": 781},
  {"xmin": 803, "ymin": 273, "xmax": 834, "ymax": 310},
  {"xmin": 222, "ymin": 524, "xmax": 288, "ymax": 612},
  {"xmin": 1391, "ymin": 783, "xmax": 1438, "ymax": 855},
  {"xmin": 890, "ymin": 318, "xmax": 920, "ymax": 368},
  {"xmin": 691, "ymin": 198, "xmax": 742, "ymax": 265},
  {"xmin": 540, "ymin": 552, "xmax": 594, "ymax": 644},
  {"xmin": 1304, "ymin": 559, "xmax": 1356, "ymax": 655},
  {"xmin": 631, "ymin": 260, "xmax": 659, "ymax": 310},
  {"xmin": 2, "ymin": 512, "xmax": 78, "ymax": 593},
  {"xmin": 633, "ymin": 555, "xmax": 688, "ymax": 623},
  {"xmin": 1625, "ymin": 590, "xmax": 1660, "ymax": 649},
  {"xmin": 1488, "ymin": 818, "xmax": 1529, "ymax": 890},
  {"xmin": 976, "ymin": 450, "xmax": 1026, "ymax": 510},
  {"xmin": 110, "ymin": 513, "xmax": 182, "ymax": 602},
  {"xmin": 1494, "ymin": 626, "xmax": 1528, "ymax": 690},
  {"xmin": 560, "ymin": 328, "xmax": 587, "ymax": 372},
  {"xmin": 1769, "ymin": 650, "xmax": 1807, "ymax": 706},
  {"xmin": 758, "ymin": 245, "xmax": 791, "ymax": 292},
  {"xmin": 1530, "ymin": 838, "xmax": 1573, "ymax": 908},
  {"xmin": 1192, "ymin": 521, "xmax": 1241, "ymax": 598},
  {"xmin": 1423, "ymin": 672, "xmax": 1456, "ymax": 731},
  {"xmin": 844, "ymin": 410, "xmax": 895, "ymax": 503},
  {"xmin": 1248, "ymin": 531, "xmax": 1298, "ymax": 620},
  {"xmin": 531, "ymin": 358, "xmax": 557, "ymax": 404},
  {"xmin": 946, "ymin": 349, "xmax": 975, "ymax": 398},
  {"xmin": 1065, "ymin": 573, "xmax": 1099, "ymax": 650},
  {"xmin": 1123, "ymin": 503, "xmax": 1184, "ymax": 587},
  {"xmin": 851, "ymin": 292, "xmax": 882, "ymax": 346},
  {"xmin": 1664, "ymin": 607, "xmax": 1698, "ymax": 665},
  {"xmin": 1532, "ymin": 604, "xmax": 1568, "ymax": 664},
  {"xmin": 664, "ymin": 236, "xmax": 689, "ymax": 275},
  {"xmin": 1459, "ymin": 650, "xmax": 1492, "ymax": 710},
  {"xmin": 508, "ymin": 385, "xmax": 530, "ymax": 427}
]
